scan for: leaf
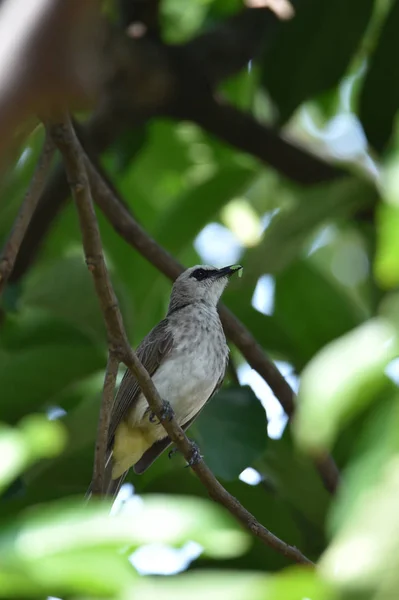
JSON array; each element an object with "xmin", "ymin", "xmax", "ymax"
[
  {"xmin": 154, "ymin": 164, "xmax": 255, "ymax": 258},
  {"xmin": 262, "ymin": 0, "xmax": 374, "ymax": 122},
  {"xmin": 375, "ymin": 203, "xmax": 399, "ymax": 288},
  {"xmin": 359, "ymin": 0, "xmax": 399, "ymax": 153},
  {"xmin": 111, "ymin": 125, "xmax": 148, "ymax": 173},
  {"xmin": 194, "ymin": 386, "xmax": 268, "ymax": 480},
  {"xmin": 139, "ymin": 469, "xmax": 309, "ymax": 570},
  {"xmin": 293, "ymin": 318, "xmax": 399, "ymax": 453},
  {"xmin": 21, "ymin": 256, "xmax": 107, "ymax": 343},
  {"xmin": 161, "ymin": 0, "xmax": 210, "ymax": 43},
  {"xmin": 0, "ymin": 331, "xmax": 104, "ymax": 423},
  {"xmin": 242, "ymin": 177, "xmax": 377, "ymax": 281},
  {"xmin": 135, "ymin": 571, "xmax": 270, "ymax": 600},
  {"xmin": 32, "ymin": 549, "xmax": 137, "ymax": 598},
  {"xmin": 273, "ymin": 259, "xmax": 366, "ymax": 368},
  {"xmin": 225, "ymin": 298, "xmax": 300, "ymax": 363},
  {"xmin": 0, "ymin": 417, "xmax": 66, "ymax": 493},
  {"xmin": 0, "ymin": 126, "xmax": 46, "ymax": 244},
  {"xmin": 328, "ymin": 389, "xmax": 399, "ymax": 536},
  {"xmin": 134, "ymin": 568, "xmax": 334, "ymax": 600},
  {"xmin": 256, "ymin": 430, "xmax": 330, "ymax": 531},
  {"xmin": 320, "ymin": 448, "xmax": 399, "ymax": 598},
  {"xmin": 0, "ymin": 495, "xmax": 249, "ymax": 561}
]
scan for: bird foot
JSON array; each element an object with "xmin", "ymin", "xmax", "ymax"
[
  {"xmin": 168, "ymin": 440, "xmax": 203, "ymax": 467},
  {"xmin": 149, "ymin": 399, "xmax": 174, "ymax": 424},
  {"xmin": 185, "ymin": 441, "xmax": 203, "ymax": 467}
]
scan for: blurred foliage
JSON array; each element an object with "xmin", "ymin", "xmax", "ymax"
[{"xmin": 2, "ymin": 0, "xmax": 399, "ymax": 598}]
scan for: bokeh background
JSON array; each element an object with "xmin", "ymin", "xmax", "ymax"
[{"xmin": 1, "ymin": 0, "xmax": 399, "ymax": 598}]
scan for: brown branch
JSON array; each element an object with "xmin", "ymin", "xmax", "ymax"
[
  {"xmin": 92, "ymin": 352, "xmax": 119, "ymax": 496},
  {"xmin": 8, "ymin": 111, "xmax": 129, "ymax": 284},
  {"xmin": 167, "ymin": 92, "xmax": 343, "ymax": 185},
  {"xmin": 0, "ymin": 130, "xmax": 55, "ymax": 296},
  {"xmin": 50, "ymin": 114, "xmax": 313, "ymax": 566},
  {"xmin": 5, "ymin": 7, "xmax": 346, "ymax": 285},
  {"xmin": 85, "ymin": 156, "xmax": 340, "ymax": 495},
  {"xmin": 0, "ymin": 0, "xmax": 98, "ymax": 161}
]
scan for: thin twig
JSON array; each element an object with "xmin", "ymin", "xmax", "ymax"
[
  {"xmin": 92, "ymin": 352, "xmax": 119, "ymax": 495},
  {"xmin": 85, "ymin": 158, "xmax": 340, "ymax": 495},
  {"xmin": 0, "ymin": 131, "xmax": 55, "ymax": 296},
  {"xmin": 50, "ymin": 114, "xmax": 313, "ymax": 566}
]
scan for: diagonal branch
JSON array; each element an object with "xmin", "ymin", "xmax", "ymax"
[
  {"xmin": 4, "ymin": 6, "xmax": 346, "ymax": 287},
  {"xmin": 84, "ymin": 154, "xmax": 340, "ymax": 495},
  {"xmin": 49, "ymin": 114, "xmax": 313, "ymax": 566},
  {"xmin": 167, "ymin": 92, "xmax": 342, "ymax": 185},
  {"xmin": 0, "ymin": 130, "xmax": 55, "ymax": 296},
  {"xmin": 92, "ymin": 352, "xmax": 119, "ymax": 496}
]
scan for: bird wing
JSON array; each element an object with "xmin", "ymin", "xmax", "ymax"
[
  {"xmin": 133, "ymin": 351, "xmax": 229, "ymax": 474},
  {"xmin": 107, "ymin": 318, "xmax": 174, "ymax": 448}
]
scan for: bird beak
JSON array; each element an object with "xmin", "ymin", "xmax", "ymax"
[{"xmin": 216, "ymin": 264, "xmax": 243, "ymax": 278}]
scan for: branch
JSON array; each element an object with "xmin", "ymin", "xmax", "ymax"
[
  {"xmin": 5, "ymin": 6, "xmax": 345, "ymax": 285},
  {"xmin": 50, "ymin": 114, "xmax": 313, "ymax": 566},
  {"xmin": 84, "ymin": 156, "xmax": 340, "ymax": 495},
  {"xmin": 0, "ymin": 0, "xmax": 98, "ymax": 160},
  {"xmin": 0, "ymin": 130, "xmax": 55, "ymax": 296},
  {"xmin": 8, "ymin": 110, "xmax": 127, "ymax": 284},
  {"xmin": 185, "ymin": 8, "xmax": 280, "ymax": 86},
  {"xmin": 167, "ymin": 93, "xmax": 343, "ymax": 185},
  {"xmin": 92, "ymin": 352, "xmax": 119, "ymax": 496}
]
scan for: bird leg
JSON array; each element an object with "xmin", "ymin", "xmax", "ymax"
[
  {"xmin": 168, "ymin": 440, "xmax": 203, "ymax": 467},
  {"xmin": 149, "ymin": 399, "xmax": 174, "ymax": 424}
]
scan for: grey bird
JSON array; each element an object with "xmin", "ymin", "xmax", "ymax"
[{"xmin": 102, "ymin": 264, "xmax": 242, "ymax": 496}]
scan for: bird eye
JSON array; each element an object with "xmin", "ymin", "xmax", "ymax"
[{"xmin": 191, "ymin": 268, "xmax": 207, "ymax": 281}]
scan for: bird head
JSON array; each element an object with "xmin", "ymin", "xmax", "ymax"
[{"xmin": 168, "ymin": 264, "xmax": 243, "ymax": 313}]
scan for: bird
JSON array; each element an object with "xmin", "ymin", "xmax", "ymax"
[{"xmin": 98, "ymin": 263, "xmax": 243, "ymax": 496}]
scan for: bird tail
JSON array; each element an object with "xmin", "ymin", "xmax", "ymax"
[{"xmin": 85, "ymin": 454, "xmax": 127, "ymax": 500}]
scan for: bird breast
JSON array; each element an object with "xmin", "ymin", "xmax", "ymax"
[{"xmin": 155, "ymin": 306, "xmax": 228, "ymax": 424}]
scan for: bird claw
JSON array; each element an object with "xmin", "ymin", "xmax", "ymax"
[
  {"xmin": 168, "ymin": 441, "xmax": 202, "ymax": 467},
  {"xmin": 149, "ymin": 399, "xmax": 174, "ymax": 424},
  {"xmin": 168, "ymin": 446, "xmax": 178, "ymax": 459},
  {"xmin": 185, "ymin": 441, "xmax": 203, "ymax": 468}
]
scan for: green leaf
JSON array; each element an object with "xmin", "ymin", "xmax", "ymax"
[
  {"xmin": 161, "ymin": 0, "xmax": 212, "ymax": 43},
  {"xmin": 154, "ymin": 164, "xmax": 255, "ymax": 258},
  {"xmin": 359, "ymin": 0, "xmax": 399, "ymax": 153},
  {"xmin": 0, "ymin": 417, "xmax": 66, "ymax": 493},
  {"xmin": 139, "ymin": 469, "xmax": 309, "ymax": 569},
  {"xmin": 134, "ymin": 568, "xmax": 335, "ymax": 600},
  {"xmin": 262, "ymin": 0, "xmax": 374, "ymax": 122},
  {"xmin": 375, "ymin": 203, "xmax": 399, "ymax": 288},
  {"xmin": 0, "ymin": 126, "xmax": 47, "ymax": 245},
  {"xmin": 194, "ymin": 386, "xmax": 268, "ymax": 480},
  {"xmin": 273, "ymin": 259, "xmax": 365, "ymax": 368},
  {"xmin": 0, "ymin": 333, "xmax": 104, "ymax": 423},
  {"xmin": 320, "ymin": 445, "xmax": 399, "ymax": 598},
  {"xmin": 293, "ymin": 318, "xmax": 398, "ymax": 453},
  {"xmin": 32, "ymin": 549, "xmax": 137, "ymax": 598},
  {"xmin": 0, "ymin": 495, "xmax": 249, "ymax": 596},
  {"xmin": 243, "ymin": 177, "xmax": 377, "ymax": 280},
  {"xmin": 0, "ymin": 495, "xmax": 249, "ymax": 561},
  {"xmin": 256, "ymin": 430, "xmax": 330, "ymax": 531},
  {"xmin": 21, "ymin": 256, "xmax": 106, "ymax": 343},
  {"xmin": 111, "ymin": 126, "xmax": 148, "ymax": 173},
  {"xmin": 328, "ymin": 389, "xmax": 399, "ymax": 536}
]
